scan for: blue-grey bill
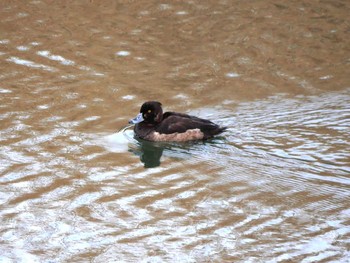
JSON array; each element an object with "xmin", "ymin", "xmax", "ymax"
[{"xmin": 129, "ymin": 113, "xmax": 144, "ymax": 124}]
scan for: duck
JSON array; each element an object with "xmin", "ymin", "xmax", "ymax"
[{"xmin": 129, "ymin": 101, "xmax": 227, "ymax": 142}]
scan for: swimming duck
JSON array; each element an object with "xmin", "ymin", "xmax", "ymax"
[{"xmin": 129, "ymin": 101, "xmax": 226, "ymax": 142}]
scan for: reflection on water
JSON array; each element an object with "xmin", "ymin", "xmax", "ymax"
[
  {"xmin": 130, "ymin": 138, "xmax": 227, "ymax": 168},
  {"xmin": 131, "ymin": 140, "xmax": 165, "ymax": 168},
  {"xmin": 1, "ymin": 0, "xmax": 350, "ymax": 262}
]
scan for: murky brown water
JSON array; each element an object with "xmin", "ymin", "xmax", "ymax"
[{"xmin": 1, "ymin": 0, "xmax": 350, "ymax": 262}]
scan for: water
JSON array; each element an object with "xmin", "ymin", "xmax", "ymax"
[{"xmin": 1, "ymin": 1, "xmax": 350, "ymax": 262}]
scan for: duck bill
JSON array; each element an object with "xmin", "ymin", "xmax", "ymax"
[{"xmin": 129, "ymin": 113, "xmax": 144, "ymax": 124}]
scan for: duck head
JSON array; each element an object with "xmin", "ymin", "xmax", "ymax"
[{"xmin": 129, "ymin": 101, "xmax": 163, "ymax": 125}]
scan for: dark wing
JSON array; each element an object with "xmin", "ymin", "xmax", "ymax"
[{"xmin": 156, "ymin": 112, "xmax": 222, "ymax": 135}]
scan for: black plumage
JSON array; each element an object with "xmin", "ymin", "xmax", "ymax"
[{"xmin": 129, "ymin": 101, "xmax": 226, "ymax": 142}]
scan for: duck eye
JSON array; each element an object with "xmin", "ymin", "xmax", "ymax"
[{"xmin": 147, "ymin": 110, "xmax": 152, "ymax": 113}]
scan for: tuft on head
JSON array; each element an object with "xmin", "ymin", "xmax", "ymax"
[
  {"xmin": 140, "ymin": 101, "xmax": 162, "ymax": 112},
  {"xmin": 140, "ymin": 101, "xmax": 163, "ymax": 123}
]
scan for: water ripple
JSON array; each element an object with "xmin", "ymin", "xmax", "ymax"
[{"xmin": 6, "ymin": 56, "xmax": 57, "ymax": 72}]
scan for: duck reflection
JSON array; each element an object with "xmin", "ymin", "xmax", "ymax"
[
  {"xmin": 129, "ymin": 139, "xmax": 165, "ymax": 168},
  {"xmin": 129, "ymin": 138, "xmax": 201, "ymax": 168},
  {"xmin": 128, "ymin": 134, "xmax": 227, "ymax": 168}
]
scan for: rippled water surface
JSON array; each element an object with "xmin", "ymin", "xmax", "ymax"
[{"xmin": 1, "ymin": 1, "xmax": 350, "ymax": 262}]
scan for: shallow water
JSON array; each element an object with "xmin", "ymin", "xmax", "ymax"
[{"xmin": 1, "ymin": 1, "xmax": 350, "ymax": 262}]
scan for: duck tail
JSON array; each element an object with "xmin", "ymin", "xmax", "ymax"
[
  {"xmin": 216, "ymin": 126, "xmax": 228, "ymax": 134},
  {"xmin": 203, "ymin": 125, "xmax": 227, "ymax": 139}
]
